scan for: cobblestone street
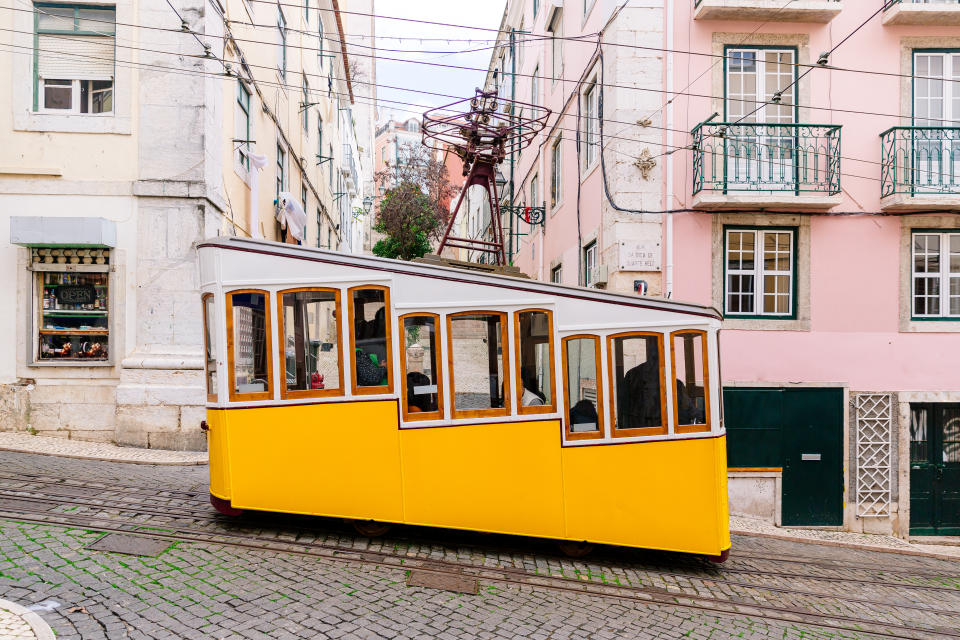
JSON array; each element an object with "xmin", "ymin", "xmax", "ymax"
[{"xmin": 0, "ymin": 451, "xmax": 958, "ymax": 640}]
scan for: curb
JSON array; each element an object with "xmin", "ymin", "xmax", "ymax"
[
  {"xmin": 0, "ymin": 441, "xmax": 207, "ymax": 467},
  {"xmin": 0, "ymin": 598, "xmax": 55, "ymax": 640},
  {"xmin": 731, "ymin": 528, "xmax": 960, "ymax": 563}
]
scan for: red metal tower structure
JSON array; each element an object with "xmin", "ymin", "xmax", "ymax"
[{"xmin": 422, "ymin": 88, "xmax": 550, "ymax": 265}]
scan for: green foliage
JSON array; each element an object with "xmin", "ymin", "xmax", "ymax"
[{"xmin": 371, "ymin": 182, "xmax": 442, "ymax": 261}]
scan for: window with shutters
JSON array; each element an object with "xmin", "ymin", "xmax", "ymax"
[{"xmin": 34, "ymin": 3, "xmax": 116, "ymax": 114}]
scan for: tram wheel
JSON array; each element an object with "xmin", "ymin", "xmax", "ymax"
[
  {"xmin": 706, "ymin": 549, "xmax": 730, "ymax": 564},
  {"xmin": 350, "ymin": 519, "xmax": 392, "ymax": 537},
  {"xmin": 210, "ymin": 494, "xmax": 243, "ymax": 517},
  {"xmin": 557, "ymin": 541, "xmax": 594, "ymax": 558}
]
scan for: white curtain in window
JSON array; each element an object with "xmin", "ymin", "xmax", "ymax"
[{"xmin": 38, "ymin": 35, "xmax": 114, "ymax": 80}]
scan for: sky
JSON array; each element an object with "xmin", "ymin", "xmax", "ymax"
[{"xmin": 373, "ymin": 0, "xmax": 507, "ymax": 124}]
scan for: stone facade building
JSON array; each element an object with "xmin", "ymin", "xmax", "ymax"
[{"xmin": 0, "ymin": 0, "xmax": 373, "ymax": 449}]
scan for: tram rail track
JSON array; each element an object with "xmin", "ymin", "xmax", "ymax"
[
  {"xmin": 2, "ymin": 467, "xmax": 958, "ymax": 580},
  {"xmin": 0, "ymin": 469, "xmax": 957, "ymax": 578},
  {"xmin": 2, "ymin": 478, "xmax": 960, "ymax": 597},
  {"xmin": 0, "ymin": 502, "xmax": 957, "ymax": 640}
]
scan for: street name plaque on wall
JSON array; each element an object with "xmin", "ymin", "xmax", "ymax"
[{"xmin": 619, "ymin": 240, "xmax": 662, "ymax": 271}]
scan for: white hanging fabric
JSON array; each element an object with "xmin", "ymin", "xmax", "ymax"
[{"xmin": 276, "ymin": 191, "xmax": 307, "ymax": 242}]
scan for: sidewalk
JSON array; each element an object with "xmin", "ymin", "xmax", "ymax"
[
  {"xmin": 0, "ymin": 432, "xmax": 207, "ymax": 466},
  {"xmin": 0, "ymin": 599, "xmax": 54, "ymax": 640},
  {"xmin": 731, "ymin": 514, "xmax": 960, "ymax": 561}
]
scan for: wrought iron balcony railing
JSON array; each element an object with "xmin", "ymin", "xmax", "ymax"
[
  {"xmin": 692, "ymin": 122, "xmax": 842, "ymax": 196},
  {"xmin": 880, "ymin": 126, "xmax": 960, "ymax": 198}
]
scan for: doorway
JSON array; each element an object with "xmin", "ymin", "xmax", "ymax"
[{"xmin": 909, "ymin": 403, "xmax": 960, "ymax": 536}]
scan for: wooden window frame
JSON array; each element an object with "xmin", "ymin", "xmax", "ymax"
[
  {"xmin": 399, "ymin": 312, "xmax": 444, "ymax": 422},
  {"xmin": 226, "ymin": 289, "xmax": 274, "ymax": 403},
  {"xmin": 607, "ymin": 331, "xmax": 668, "ymax": 438},
  {"xmin": 276, "ymin": 287, "xmax": 343, "ymax": 400},
  {"xmin": 201, "ymin": 293, "xmax": 217, "ymax": 402},
  {"xmin": 669, "ymin": 329, "xmax": 712, "ymax": 435},
  {"xmin": 347, "ymin": 284, "xmax": 394, "ymax": 395},
  {"xmin": 514, "ymin": 309, "xmax": 557, "ymax": 416},
  {"xmin": 446, "ymin": 310, "xmax": 511, "ymax": 419},
  {"xmin": 561, "ymin": 334, "xmax": 604, "ymax": 441}
]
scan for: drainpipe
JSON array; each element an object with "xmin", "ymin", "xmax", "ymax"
[
  {"xmin": 665, "ymin": 0, "xmax": 675, "ymax": 299},
  {"xmin": 509, "ymin": 28, "xmax": 516, "ymax": 264}
]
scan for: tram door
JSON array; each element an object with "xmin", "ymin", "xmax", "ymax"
[{"xmin": 910, "ymin": 404, "xmax": 960, "ymax": 536}]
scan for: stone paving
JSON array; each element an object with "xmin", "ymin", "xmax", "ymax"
[{"xmin": 0, "ymin": 451, "xmax": 958, "ymax": 639}]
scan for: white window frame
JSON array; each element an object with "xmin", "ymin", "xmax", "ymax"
[
  {"xmin": 725, "ymin": 47, "xmax": 796, "ymax": 123},
  {"xmin": 548, "ymin": 11, "xmax": 563, "ymax": 84},
  {"xmin": 550, "ymin": 137, "xmax": 562, "ymax": 207},
  {"xmin": 725, "ymin": 228, "xmax": 795, "ymax": 317},
  {"xmin": 531, "ymin": 63, "xmax": 539, "ymax": 104},
  {"xmin": 236, "ymin": 80, "xmax": 251, "ymax": 171},
  {"xmin": 582, "ymin": 79, "xmax": 598, "ymax": 169},
  {"xmin": 583, "ymin": 242, "xmax": 597, "ymax": 287},
  {"xmin": 38, "ymin": 79, "xmax": 113, "ymax": 115},
  {"xmin": 277, "ymin": 143, "xmax": 286, "ymax": 199},
  {"xmin": 302, "ymin": 75, "xmax": 310, "ymax": 132},
  {"xmin": 551, "ymin": 265, "xmax": 562, "ymax": 284},
  {"xmin": 530, "ymin": 173, "xmax": 538, "ymax": 206},
  {"xmin": 912, "ymin": 231, "xmax": 960, "ymax": 319},
  {"xmin": 277, "ymin": 6, "xmax": 287, "ymax": 79}
]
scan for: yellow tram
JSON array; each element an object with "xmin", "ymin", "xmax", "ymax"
[{"xmin": 198, "ymin": 238, "xmax": 730, "ymax": 560}]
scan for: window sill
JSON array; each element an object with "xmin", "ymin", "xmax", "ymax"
[
  {"xmin": 580, "ymin": 160, "xmax": 600, "ymax": 183},
  {"xmin": 901, "ymin": 318, "xmax": 960, "ymax": 333},
  {"xmin": 722, "ymin": 316, "xmax": 809, "ymax": 332},
  {"xmin": 28, "ymin": 360, "xmax": 115, "ymax": 368},
  {"xmin": 14, "ymin": 111, "xmax": 132, "ymax": 135}
]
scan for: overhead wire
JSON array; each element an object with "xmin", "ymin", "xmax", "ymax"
[
  {"xmin": 7, "ymin": 3, "xmax": 953, "ymax": 192},
  {"xmin": 0, "ymin": 25, "xmax": 920, "ymax": 188}
]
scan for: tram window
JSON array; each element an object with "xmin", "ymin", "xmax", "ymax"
[
  {"xmin": 400, "ymin": 314, "xmax": 443, "ymax": 421},
  {"xmin": 562, "ymin": 335, "xmax": 603, "ymax": 440},
  {"xmin": 448, "ymin": 312, "xmax": 510, "ymax": 417},
  {"xmin": 672, "ymin": 330, "xmax": 710, "ymax": 433},
  {"xmin": 278, "ymin": 289, "xmax": 342, "ymax": 398},
  {"xmin": 608, "ymin": 333, "xmax": 667, "ymax": 437},
  {"xmin": 348, "ymin": 286, "xmax": 392, "ymax": 394},
  {"xmin": 515, "ymin": 310, "xmax": 555, "ymax": 414},
  {"xmin": 227, "ymin": 290, "xmax": 272, "ymax": 401},
  {"xmin": 202, "ymin": 294, "xmax": 217, "ymax": 401}
]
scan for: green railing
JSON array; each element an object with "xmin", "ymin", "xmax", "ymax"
[
  {"xmin": 692, "ymin": 122, "xmax": 842, "ymax": 196},
  {"xmin": 880, "ymin": 126, "xmax": 960, "ymax": 198}
]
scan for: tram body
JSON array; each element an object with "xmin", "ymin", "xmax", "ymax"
[{"xmin": 199, "ymin": 238, "xmax": 730, "ymax": 558}]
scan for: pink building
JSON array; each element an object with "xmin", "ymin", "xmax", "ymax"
[{"xmin": 490, "ymin": 0, "xmax": 960, "ymax": 538}]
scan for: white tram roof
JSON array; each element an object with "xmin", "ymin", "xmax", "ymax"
[{"xmin": 198, "ymin": 237, "xmax": 722, "ymax": 323}]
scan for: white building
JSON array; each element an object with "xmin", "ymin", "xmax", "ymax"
[{"xmin": 0, "ymin": 0, "xmax": 375, "ymax": 449}]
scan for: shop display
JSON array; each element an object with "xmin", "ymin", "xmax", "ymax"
[{"xmin": 37, "ymin": 271, "xmax": 109, "ymax": 360}]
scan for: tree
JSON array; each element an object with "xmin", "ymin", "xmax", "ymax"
[{"xmin": 372, "ymin": 144, "xmax": 455, "ymax": 261}]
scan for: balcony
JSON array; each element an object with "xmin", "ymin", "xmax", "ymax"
[
  {"xmin": 882, "ymin": 0, "xmax": 960, "ymax": 26},
  {"xmin": 880, "ymin": 127, "xmax": 960, "ymax": 209},
  {"xmin": 693, "ymin": 0, "xmax": 843, "ymax": 22},
  {"xmin": 692, "ymin": 122, "xmax": 843, "ymax": 209}
]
